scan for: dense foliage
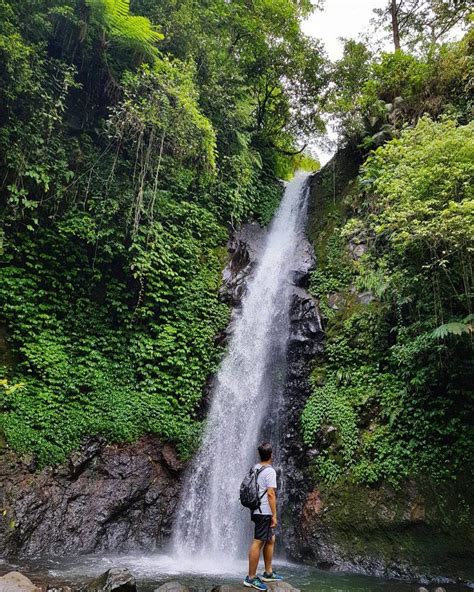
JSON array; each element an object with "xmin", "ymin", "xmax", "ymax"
[
  {"xmin": 1, "ymin": 0, "xmax": 472, "ymax": 498},
  {"xmin": 327, "ymin": 29, "xmax": 473, "ymax": 145},
  {"xmin": 303, "ymin": 116, "xmax": 474, "ymax": 486},
  {"xmin": 304, "ymin": 28, "xmax": 473, "ymax": 489},
  {"xmin": 0, "ymin": 0, "xmax": 322, "ymax": 464}
]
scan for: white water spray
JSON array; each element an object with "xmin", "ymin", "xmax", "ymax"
[{"xmin": 173, "ymin": 173, "xmax": 311, "ymax": 560}]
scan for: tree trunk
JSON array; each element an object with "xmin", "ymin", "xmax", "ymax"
[{"xmin": 390, "ymin": 0, "xmax": 401, "ymax": 50}]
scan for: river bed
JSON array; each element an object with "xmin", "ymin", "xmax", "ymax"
[{"xmin": 1, "ymin": 553, "xmax": 471, "ymax": 592}]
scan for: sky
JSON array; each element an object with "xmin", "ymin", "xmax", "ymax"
[{"xmin": 302, "ymin": 0, "xmax": 387, "ymax": 61}]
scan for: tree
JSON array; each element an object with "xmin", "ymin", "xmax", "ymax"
[
  {"xmin": 390, "ymin": 0, "xmax": 402, "ymax": 50},
  {"xmin": 374, "ymin": 0, "xmax": 472, "ymax": 51}
]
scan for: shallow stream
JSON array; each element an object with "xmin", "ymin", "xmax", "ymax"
[{"xmin": 1, "ymin": 553, "xmax": 471, "ymax": 592}]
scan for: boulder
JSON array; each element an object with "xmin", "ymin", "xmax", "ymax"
[
  {"xmin": 266, "ymin": 582, "xmax": 300, "ymax": 592},
  {"xmin": 210, "ymin": 586, "xmax": 242, "ymax": 592},
  {"xmin": 433, "ymin": 588, "xmax": 447, "ymax": 592},
  {"xmin": 154, "ymin": 582, "xmax": 190, "ymax": 592},
  {"xmin": 0, "ymin": 572, "xmax": 40, "ymax": 592},
  {"xmin": 417, "ymin": 588, "xmax": 429, "ymax": 592},
  {"xmin": 348, "ymin": 240, "xmax": 368, "ymax": 261},
  {"xmin": 371, "ymin": 129, "xmax": 393, "ymax": 147},
  {"xmin": 80, "ymin": 568, "xmax": 136, "ymax": 592}
]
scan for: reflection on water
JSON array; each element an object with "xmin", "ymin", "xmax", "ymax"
[{"xmin": 0, "ymin": 553, "xmax": 471, "ymax": 592}]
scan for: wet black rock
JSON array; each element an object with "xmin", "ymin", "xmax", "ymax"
[
  {"xmin": 220, "ymin": 222, "xmax": 267, "ymax": 307},
  {"xmin": 278, "ymin": 228, "xmax": 325, "ymax": 557},
  {"xmin": 290, "ymin": 237, "xmax": 315, "ymax": 288},
  {"xmin": 288, "ymin": 289, "xmax": 323, "ymax": 354},
  {"xmin": 0, "ymin": 437, "xmax": 182, "ymax": 557},
  {"xmin": 80, "ymin": 568, "xmax": 136, "ymax": 592}
]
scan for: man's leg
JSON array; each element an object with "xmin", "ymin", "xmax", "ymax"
[
  {"xmin": 263, "ymin": 535, "xmax": 275, "ymax": 574},
  {"xmin": 248, "ymin": 538, "xmax": 264, "ymax": 577}
]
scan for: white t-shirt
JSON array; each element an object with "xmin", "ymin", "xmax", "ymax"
[{"xmin": 252, "ymin": 463, "xmax": 277, "ymax": 515}]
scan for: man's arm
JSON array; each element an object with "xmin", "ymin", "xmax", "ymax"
[{"xmin": 267, "ymin": 487, "xmax": 277, "ymax": 527}]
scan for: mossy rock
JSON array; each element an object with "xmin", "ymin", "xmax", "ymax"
[{"xmin": 300, "ymin": 478, "xmax": 474, "ymax": 580}]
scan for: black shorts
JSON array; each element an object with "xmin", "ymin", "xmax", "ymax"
[{"xmin": 251, "ymin": 513, "xmax": 275, "ymax": 542}]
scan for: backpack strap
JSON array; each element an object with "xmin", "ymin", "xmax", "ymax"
[{"xmin": 255, "ymin": 465, "xmax": 272, "ymax": 513}]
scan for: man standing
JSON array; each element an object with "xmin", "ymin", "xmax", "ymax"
[{"xmin": 244, "ymin": 442, "xmax": 284, "ymax": 590}]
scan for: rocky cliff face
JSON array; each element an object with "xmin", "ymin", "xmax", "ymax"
[
  {"xmin": 0, "ymin": 436, "xmax": 182, "ymax": 557},
  {"xmin": 278, "ymin": 239, "xmax": 325, "ymax": 553}
]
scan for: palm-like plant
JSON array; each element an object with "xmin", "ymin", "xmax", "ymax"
[
  {"xmin": 86, "ymin": 0, "xmax": 163, "ymax": 59},
  {"xmin": 432, "ymin": 315, "xmax": 474, "ymax": 339}
]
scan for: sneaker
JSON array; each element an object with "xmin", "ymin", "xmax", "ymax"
[
  {"xmin": 243, "ymin": 576, "xmax": 268, "ymax": 590},
  {"xmin": 261, "ymin": 571, "xmax": 284, "ymax": 582}
]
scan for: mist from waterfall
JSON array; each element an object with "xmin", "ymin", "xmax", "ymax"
[{"xmin": 172, "ymin": 172, "xmax": 311, "ymax": 560}]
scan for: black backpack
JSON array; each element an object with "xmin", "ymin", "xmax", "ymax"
[{"xmin": 239, "ymin": 465, "xmax": 271, "ymax": 512}]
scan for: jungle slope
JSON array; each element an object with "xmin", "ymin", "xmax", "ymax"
[
  {"xmin": 0, "ymin": 0, "xmax": 321, "ymax": 467},
  {"xmin": 292, "ymin": 125, "xmax": 474, "ymax": 581}
]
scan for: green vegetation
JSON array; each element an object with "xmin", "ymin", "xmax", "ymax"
[
  {"xmin": 302, "ymin": 20, "xmax": 473, "ymax": 489},
  {"xmin": 303, "ymin": 115, "xmax": 474, "ymax": 487},
  {"xmin": 327, "ymin": 29, "xmax": 473, "ymax": 144},
  {"xmin": 0, "ymin": 0, "xmax": 323, "ymax": 464},
  {"xmin": 0, "ymin": 0, "xmax": 472, "ymax": 497}
]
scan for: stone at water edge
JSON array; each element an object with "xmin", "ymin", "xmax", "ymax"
[
  {"xmin": 417, "ymin": 588, "xmax": 429, "ymax": 592},
  {"xmin": 266, "ymin": 581, "xmax": 300, "ymax": 592},
  {"xmin": 80, "ymin": 568, "xmax": 136, "ymax": 592},
  {"xmin": 0, "ymin": 571, "xmax": 40, "ymax": 592},
  {"xmin": 211, "ymin": 582, "xmax": 300, "ymax": 592},
  {"xmin": 154, "ymin": 582, "xmax": 190, "ymax": 592},
  {"xmin": 433, "ymin": 588, "xmax": 447, "ymax": 592},
  {"xmin": 211, "ymin": 585, "xmax": 242, "ymax": 592}
]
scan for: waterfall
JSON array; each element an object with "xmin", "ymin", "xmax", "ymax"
[{"xmin": 173, "ymin": 172, "xmax": 311, "ymax": 560}]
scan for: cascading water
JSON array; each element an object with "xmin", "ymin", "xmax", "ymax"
[{"xmin": 173, "ymin": 172, "xmax": 311, "ymax": 560}]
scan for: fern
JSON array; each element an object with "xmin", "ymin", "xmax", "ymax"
[
  {"xmin": 86, "ymin": 0, "xmax": 163, "ymax": 57},
  {"xmin": 432, "ymin": 315, "xmax": 473, "ymax": 339}
]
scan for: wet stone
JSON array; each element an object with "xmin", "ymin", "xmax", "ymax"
[
  {"xmin": 154, "ymin": 582, "xmax": 190, "ymax": 592},
  {"xmin": 210, "ymin": 585, "xmax": 241, "ymax": 592},
  {"xmin": 266, "ymin": 582, "xmax": 301, "ymax": 592},
  {"xmin": 80, "ymin": 568, "xmax": 136, "ymax": 592}
]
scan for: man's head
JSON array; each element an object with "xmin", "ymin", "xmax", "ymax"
[{"xmin": 258, "ymin": 442, "xmax": 272, "ymax": 462}]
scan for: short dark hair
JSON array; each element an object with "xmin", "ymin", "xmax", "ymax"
[{"xmin": 258, "ymin": 442, "xmax": 272, "ymax": 462}]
